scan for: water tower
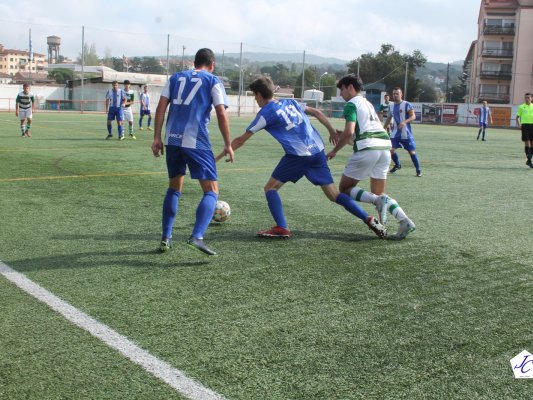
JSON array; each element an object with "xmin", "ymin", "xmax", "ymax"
[{"xmin": 47, "ymin": 35, "xmax": 61, "ymax": 64}]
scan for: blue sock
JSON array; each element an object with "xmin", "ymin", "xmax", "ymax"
[
  {"xmin": 266, "ymin": 190, "xmax": 287, "ymax": 228},
  {"xmin": 335, "ymin": 193, "xmax": 368, "ymax": 221},
  {"xmin": 107, "ymin": 124, "xmax": 112, "ymax": 135},
  {"xmin": 139, "ymin": 117, "xmax": 143, "ymax": 128},
  {"xmin": 162, "ymin": 188, "xmax": 181, "ymax": 239},
  {"xmin": 392, "ymin": 152, "xmax": 401, "ymax": 166},
  {"xmin": 147, "ymin": 116, "xmax": 152, "ymax": 127},
  {"xmin": 192, "ymin": 191, "xmax": 218, "ymax": 239},
  {"xmin": 410, "ymin": 153, "xmax": 421, "ymax": 172},
  {"xmin": 118, "ymin": 125, "xmax": 123, "ymax": 136}
]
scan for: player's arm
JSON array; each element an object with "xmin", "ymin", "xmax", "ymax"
[
  {"xmin": 105, "ymin": 97, "xmax": 110, "ymax": 113},
  {"xmin": 31, "ymin": 95, "xmax": 35, "ymax": 112},
  {"xmin": 516, "ymin": 113, "xmax": 521, "ymax": 128},
  {"xmin": 398, "ymin": 108, "xmax": 415, "ymax": 129},
  {"xmin": 214, "ymin": 104, "xmax": 234, "ymax": 163},
  {"xmin": 304, "ymin": 106, "xmax": 338, "ymax": 145},
  {"xmin": 215, "ymin": 131, "xmax": 253, "ymax": 162},
  {"xmin": 15, "ymin": 96, "xmax": 19, "ymax": 116},
  {"xmin": 383, "ymin": 114, "xmax": 392, "ymax": 129},
  {"xmin": 151, "ymin": 96, "xmax": 170, "ymax": 157},
  {"xmin": 327, "ymin": 121, "xmax": 355, "ymax": 160}
]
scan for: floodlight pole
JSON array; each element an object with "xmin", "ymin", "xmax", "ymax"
[
  {"xmin": 301, "ymin": 50, "xmax": 306, "ymax": 99},
  {"xmin": 81, "ymin": 26, "xmax": 84, "ymax": 113},
  {"xmin": 238, "ymin": 42, "xmax": 243, "ymax": 117},
  {"xmin": 404, "ymin": 61, "xmax": 409, "ymax": 100},
  {"xmin": 319, "ymin": 72, "xmax": 328, "ymax": 92},
  {"xmin": 166, "ymin": 34, "xmax": 170, "ymax": 79}
]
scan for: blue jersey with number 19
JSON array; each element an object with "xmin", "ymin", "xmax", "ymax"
[
  {"xmin": 246, "ymin": 99, "xmax": 325, "ymax": 156},
  {"xmin": 161, "ymin": 69, "xmax": 228, "ymax": 150}
]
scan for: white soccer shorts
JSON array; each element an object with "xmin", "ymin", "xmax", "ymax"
[
  {"xmin": 18, "ymin": 108, "xmax": 33, "ymax": 121},
  {"xmin": 123, "ymin": 107, "xmax": 133, "ymax": 122},
  {"xmin": 343, "ymin": 149, "xmax": 391, "ymax": 180}
]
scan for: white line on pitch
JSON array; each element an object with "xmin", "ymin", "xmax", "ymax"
[{"xmin": 0, "ymin": 261, "xmax": 226, "ymax": 400}]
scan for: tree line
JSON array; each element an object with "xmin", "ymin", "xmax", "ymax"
[{"xmin": 47, "ymin": 43, "xmax": 466, "ymax": 103}]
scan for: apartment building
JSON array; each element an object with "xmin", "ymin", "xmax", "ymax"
[
  {"xmin": 465, "ymin": 0, "xmax": 533, "ymax": 104},
  {"xmin": 0, "ymin": 44, "xmax": 47, "ymax": 77}
]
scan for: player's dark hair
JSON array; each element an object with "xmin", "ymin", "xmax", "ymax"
[
  {"xmin": 336, "ymin": 74, "xmax": 364, "ymax": 92},
  {"xmin": 123, "ymin": 80, "xmax": 130, "ymax": 84},
  {"xmin": 526, "ymin": 93, "xmax": 531, "ymax": 96},
  {"xmin": 194, "ymin": 48, "xmax": 215, "ymax": 68},
  {"xmin": 393, "ymin": 87, "xmax": 403, "ymax": 93},
  {"xmin": 249, "ymin": 76, "xmax": 275, "ymax": 99},
  {"xmin": 111, "ymin": 80, "xmax": 118, "ymax": 85}
]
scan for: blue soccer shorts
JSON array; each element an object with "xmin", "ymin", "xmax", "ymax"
[
  {"xmin": 391, "ymin": 136, "xmax": 416, "ymax": 152},
  {"xmin": 272, "ymin": 151, "xmax": 334, "ymax": 186},
  {"xmin": 107, "ymin": 107, "xmax": 124, "ymax": 122},
  {"xmin": 165, "ymin": 146, "xmax": 217, "ymax": 181}
]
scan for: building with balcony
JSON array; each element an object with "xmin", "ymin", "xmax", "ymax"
[
  {"xmin": 0, "ymin": 43, "xmax": 47, "ymax": 81},
  {"xmin": 465, "ymin": 0, "xmax": 533, "ymax": 104}
]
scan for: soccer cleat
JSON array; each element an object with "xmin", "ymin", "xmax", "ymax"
[
  {"xmin": 118, "ymin": 135, "xmax": 125, "ymax": 141},
  {"xmin": 526, "ymin": 160, "xmax": 533, "ymax": 168},
  {"xmin": 159, "ymin": 238, "xmax": 171, "ymax": 253},
  {"xmin": 389, "ymin": 164, "xmax": 401, "ymax": 174},
  {"xmin": 365, "ymin": 216, "xmax": 387, "ymax": 239},
  {"xmin": 106, "ymin": 135, "xmax": 112, "ymax": 140},
  {"xmin": 375, "ymin": 195, "xmax": 389, "ymax": 225},
  {"xmin": 187, "ymin": 236, "xmax": 217, "ymax": 256},
  {"xmin": 147, "ymin": 126, "xmax": 153, "ymax": 131},
  {"xmin": 395, "ymin": 218, "xmax": 416, "ymax": 240},
  {"xmin": 482, "ymin": 139, "xmax": 486, "ymax": 141},
  {"xmin": 129, "ymin": 133, "xmax": 136, "ymax": 140},
  {"xmin": 139, "ymin": 127, "xmax": 144, "ymax": 131},
  {"xmin": 257, "ymin": 226, "xmax": 292, "ymax": 239},
  {"xmin": 25, "ymin": 131, "xmax": 31, "ymax": 137},
  {"xmin": 416, "ymin": 171, "xmax": 423, "ymax": 177}
]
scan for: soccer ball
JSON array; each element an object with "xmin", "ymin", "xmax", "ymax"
[{"xmin": 212, "ymin": 200, "xmax": 231, "ymax": 223}]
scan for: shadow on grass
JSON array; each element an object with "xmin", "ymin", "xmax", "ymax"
[{"xmin": 7, "ymin": 247, "xmax": 211, "ymax": 273}]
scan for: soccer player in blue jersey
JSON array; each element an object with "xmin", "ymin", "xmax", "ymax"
[
  {"xmin": 383, "ymin": 87, "xmax": 422, "ymax": 177},
  {"xmin": 105, "ymin": 80, "xmax": 126, "ymax": 140},
  {"xmin": 327, "ymin": 74, "xmax": 415, "ymax": 240},
  {"xmin": 139, "ymin": 85, "xmax": 152, "ymax": 131},
  {"xmin": 151, "ymin": 48, "xmax": 234, "ymax": 256},
  {"xmin": 477, "ymin": 101, "xmax": 492, "ymax": 141},
  {"xmin": 216, "ymin": 76, "xmax": 386, "ymax": 240}
]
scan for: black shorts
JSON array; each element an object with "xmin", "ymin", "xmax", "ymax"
[{"xmin": 521, "ymin": 124, "xmax": 533, "ymax": 142}]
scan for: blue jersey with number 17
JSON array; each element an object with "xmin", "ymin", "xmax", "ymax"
[
  {"xmin": 246, "ymin": 99, "xmax": 325, "ymax": 156},
  {"xmin": 161, "ymin": 69, "xmax": 228, "ymax": 150}
]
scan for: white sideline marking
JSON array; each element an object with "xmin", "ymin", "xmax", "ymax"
[{"xmin": 0, "ymin": 261, "xmax": 225, "ymax": 400}]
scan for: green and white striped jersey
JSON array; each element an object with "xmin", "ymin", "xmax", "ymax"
[
  {"xmin": 343, "ymin": 95, "xmax": 391, "ymax": 152},
  {"xmin": 16, "ymin": 91, "xmax": 35, "ymax": 110}
]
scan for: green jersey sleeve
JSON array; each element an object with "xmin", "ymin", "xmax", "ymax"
[{"xmin": 343, "ymin": 101, "xmax": 358, "ymax": 123}]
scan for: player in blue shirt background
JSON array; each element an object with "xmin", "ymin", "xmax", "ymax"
[
  {"xmin": 151, "ymin": 48, "xmax": 234, "ymax": 256},
  {"xmin": 105, "ymin": 80, "xmax": 126, "ymax": 140},
  {"xmin": 477, "ymin": 101, "xmax": 492, "ymax": 141},
  {"xmin": 383, "ymin": 87, "xmax": 422, "ymax": 177},
  {"xmin": 216, "ymin": 76, "xmax": 386, "ymax": 240}
]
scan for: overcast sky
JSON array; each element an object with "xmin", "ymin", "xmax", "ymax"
[{"xmin": 0, "ymin": 0, "xmax": 481, "ymax": 64}]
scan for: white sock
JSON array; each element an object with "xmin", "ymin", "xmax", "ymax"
[
  {"xmin": 388, "ymin": 198, "xmax": 408, "ymax": 221},
  {"xmin": 349, "ymin": 186, "xmax": 377, "ymax": 204}
]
